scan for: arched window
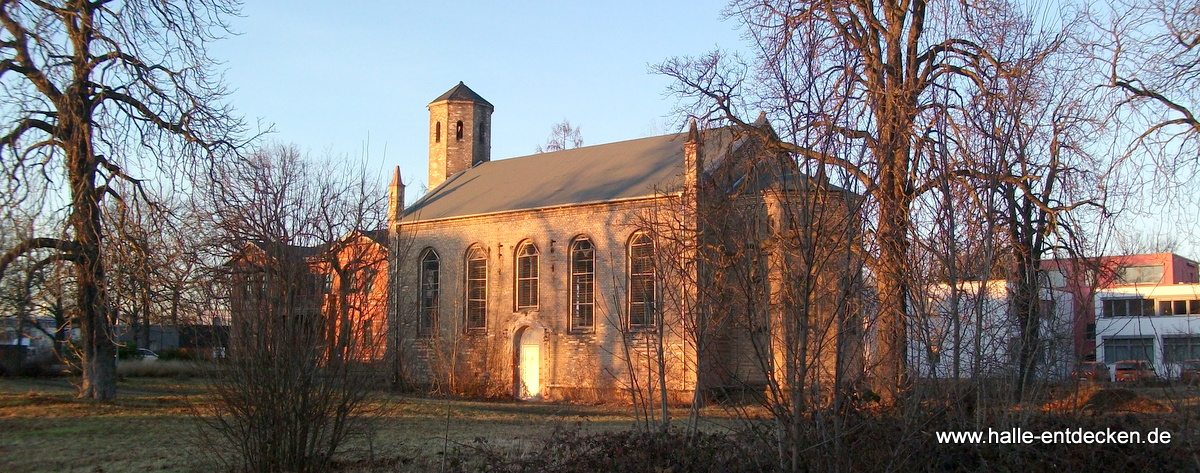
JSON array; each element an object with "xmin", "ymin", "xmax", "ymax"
[
  {"xmin": 419, "ymin": 249, "xmax": 440, "ymax": 336},
  {"xmin": 455, "ymin": 120, "xmax": 464, "ymax": 141},
  {"xmin": 515, "ymin": 241, "xmax": 539, "ymax": 310},
  {"xmin": 570, "ymin": 238, "xmax": 595, "ymax": 331},
  {"xmin": 465, "ymin": 246, "xmax": 487, "ymax": 331},
  {"xmin": 478, "ymin": 120, "xmax": 487, "ymax": 143},
  {"xmin": 435, "ymin": 121, "xmax": 441, "ymax": 143},
  {"xmin": 628, "ymin": 232, "xmax": 655, "ymax": 329}
]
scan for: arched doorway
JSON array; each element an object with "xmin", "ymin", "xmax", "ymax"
[{"xmin": 513, "ymin": 326, "xmax": 541, "ymax": 400}]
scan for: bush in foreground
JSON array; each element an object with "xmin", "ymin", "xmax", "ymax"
[
  {"xmin": 444, "ymin": 427, "xmax": 773, "ymax": 473},
  {"xmin": 433, "ymin": 409, "xmax": 1197, "ymax": 473}
]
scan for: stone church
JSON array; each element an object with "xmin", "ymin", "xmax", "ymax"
[{"xmin": 388, "ymin": 82, "xmax": 862, "ymax": 404}]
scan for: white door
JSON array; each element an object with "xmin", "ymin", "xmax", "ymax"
[{"xmin": 519, "ymin": 342, "xmax": 540, "ymax": 399}]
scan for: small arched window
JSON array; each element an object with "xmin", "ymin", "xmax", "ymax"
[
  {"xmin": 419, "ymin": 249, "xmax": 440, "ymax": 336},
  {"xmin": 515, "ymin": 241, "xmax": 539, "ymax": 310},
  {"xmin": 478, "ymin": 121, "xmax": 487, "ymax": 143},
  {"xmin": 435, "ymin": 122, "xmax": 441, "ymax": 143},
  {"xmin": 628, "ymin": 232, "xmax": 655, "ymax": 329},
  {"xmin": 465, "ymin": 245, "xmax": 487, "ymax": 331},
  {"xmin": 455, "ymin": 120, "xmax": 464, "ymax": 141},
  {"xmin": 570, "ymin": 238, "xmax": 595, "ymax": 331}
]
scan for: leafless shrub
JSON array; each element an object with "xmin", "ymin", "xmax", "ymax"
[{"xmin": 195, "ymin": 143, "xmax": 389, "ymax": 472}]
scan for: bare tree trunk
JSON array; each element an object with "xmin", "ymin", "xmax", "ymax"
[
  {"xmin": 0, "ymin": 0, "xmax": 245, "ymax": 400},
  {"xmin": 69, "ymin": 127, "xmax": 116, "ymax": 400},
  {"xmin": 874, "ymin": 179, "xmax": 912, "ymax": 407}
]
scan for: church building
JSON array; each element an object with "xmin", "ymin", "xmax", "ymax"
[{"xmin": 388, "ymin": 82, "xmax": 862, "ymax": 404}]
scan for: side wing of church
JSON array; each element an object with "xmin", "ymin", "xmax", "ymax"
[{"xmin": 388, "ymin": 82, "xmax": 863, "ymax": 405}]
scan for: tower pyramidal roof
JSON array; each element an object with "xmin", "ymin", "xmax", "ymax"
[{"xmin": 431, "ymin": 81, "xmax": 493, "ymax": 107}]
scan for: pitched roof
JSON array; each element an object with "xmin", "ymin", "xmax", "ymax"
[
  {"xmin": 246, "ymin": 240, "xmax": 325, "ymax": 260},
  {"xmin": 401, "ymin": 128, "xmax": 741, "ymax": 223},
  {"xmin": 359, "ymin": 229, "xmax": 388, "ymax": 246},
  {"xmin": 226, "ymin": 240, "xmax": 325, "ymax": 268},
  {"xmin": 431, "ymin": 81, "xmax": 493, "ymax": 108}
]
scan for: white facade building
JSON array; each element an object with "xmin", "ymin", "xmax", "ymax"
[
  {"xmin": 0, "ymin": 315, "xmax": 66, "ymax": 361},
  {"xmin": 909, "ymin": 280, "xmax": 1074, "ymax": 380},
  {"xmin": 1095, "ymin": 283, "xmax": 1200, "ymax": 378}
]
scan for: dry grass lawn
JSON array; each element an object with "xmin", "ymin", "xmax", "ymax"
[
  {"xmin": 6, "ymin": 376, "xmax": 1197, "ymax": 472},
  {"xmin": 0, "ymin": 376, "xmax": 735, "ymax": 472}
]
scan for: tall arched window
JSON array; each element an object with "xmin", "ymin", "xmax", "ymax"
[
  {"xmin": 465, "ymin": 246, "xmax": 487, "ymax": 331},
  {"xmin": 515, "ymin": 241, "xmax": 539, "ymax": 310},
  {"xmin": 570, "ymin": 238, "xmax": 595, "ymax": 331},
  {"xmin": 435, "ymin": 121, "xmax": 441, "ymax": 143},
  {"xmin": 419, "ymin": 249, "xmax": 440, "ymax": 336},
  {"xmin": 628, "ymin": 232, "xmax": 655, "ymax": 329},
  {"xmin": 455, "ymin": 120, "xmax": 464, "ymax": 141}
]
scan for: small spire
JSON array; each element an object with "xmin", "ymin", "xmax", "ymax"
[
  {"xmin": 686, "ymin": 119, "xmax": 699, "ymax": 143},
  {"xmin": 388, "ymin": 166, "xmax": 406, "ymax": 223}
]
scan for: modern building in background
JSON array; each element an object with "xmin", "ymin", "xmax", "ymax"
[
  {"xmin": 1043, "ymin": 253, "xmax": 1199, "ymax": 361},
  {"xmin": 1095, "ymin": 282, "xmax": 1200, "ymax": 378},
  {"xmin": 908, "ymin": 280, "xmax": 1074, "ymax": 380}
]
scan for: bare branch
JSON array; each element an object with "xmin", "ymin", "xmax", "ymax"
[{"xmin": 0, "ymin": 237, "xmax": 83, "ymax": 279}]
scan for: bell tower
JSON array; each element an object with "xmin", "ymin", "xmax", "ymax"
[{"xmin": 428, "ymin": 81, "xmax": 493, "ymax": 189}]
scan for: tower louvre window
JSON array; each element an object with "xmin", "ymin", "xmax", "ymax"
[
  {"xmin": 456, "ymin": 120, "xmax": 464, "ymax": 141},
  {"xmin": 435, "ymin": 121, "xmax": 441, "ymax": 143}
]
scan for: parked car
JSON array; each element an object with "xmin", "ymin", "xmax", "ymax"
[
  {"xmin": 137, "ymin": 348, "xmax": 159, "ymax": 362},
  {"xmin": 1178, "ymin": 360, "xmax": 1200, "ymax": 383},
  {"xmin": 1114, "ymin": 360, "xmax": 1156, "ymax": 383},
  {"xmin": 1071, "ymin": 361, "xmax": 1110, "ymax": 382}
]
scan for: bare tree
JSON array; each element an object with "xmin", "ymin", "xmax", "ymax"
[
  {"xmin": 946, "ymin": 8, "xmax": 1106, "ymax": 400},
  {"xmin": 0, "ymin": 212, "xmax": 74, "ymax": 364},
  {"xmin": 99, "ymin": 187, "xmax": 213, "ymax": 357},
  {"xmin": 1093, "ymin": 0, "xmax": 1200, "ymax": 166},
  {"xmin": 656, "ymin": 0, "xmax": 1108, "ymax": 407},
  {"xmin": 0, "ymin": 0, "xmax": 245, "ymax": 399},
  {"xmin": 534, "ymin": 119, "xmax": 584, "ymax": 153},
  {"xmin": 199, "ymin": 144, "xmax": 388, "ymax": 473},
  {"xmin": 656, "ymin": 0, "xmax": 999, "ymax": 406}
]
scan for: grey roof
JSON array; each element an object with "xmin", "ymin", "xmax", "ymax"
[
  {"xmin": 359, "ymin": 229, "xmax": 388, "ymax": 246},
  {"xmin": 246, "ymin": 240, "xmax": 324, "ymax": 259},
  {"xmin": 401, "ymin": 129, "xmax": 740, "ymax": 222},
  {"xmin": 431, "ymin": 81, "xmax": 493, "ymax": 108},
  {"xmin": 227, "ymin": 240, "xmax": 325, "ymax": 268}
]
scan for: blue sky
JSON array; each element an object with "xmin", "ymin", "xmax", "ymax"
[
  {"xmin": 207, "ymin": 1, "xmax": 1198, "ymax": 257},
  {"xmin": 211, "ymin": 1, "xmax": 746, "ymax": 194}
]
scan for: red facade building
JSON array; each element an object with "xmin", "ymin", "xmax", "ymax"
[
  {"xmin": 1043, "ymin": 253, "xmax": 1199, "ymax": 361},
  {"xmin": 228, "ymin": 231, "xmax": 390, "ymax": 363}
]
